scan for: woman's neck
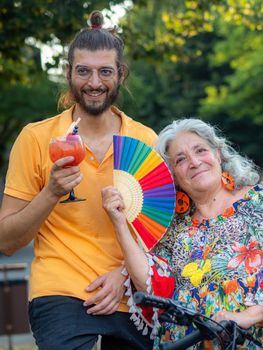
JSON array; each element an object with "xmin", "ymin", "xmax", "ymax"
[{"xmin": 191, "ymin": 186, "xmax": 250, "ymax": 220}]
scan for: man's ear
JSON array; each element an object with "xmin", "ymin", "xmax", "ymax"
[
  {"xmin": 66, "ymin": 63, "xmax": 71, "ymax": 82},
  {"xmin": 119, "ymin": 64, "xmax": 127, "ymax": 84}
]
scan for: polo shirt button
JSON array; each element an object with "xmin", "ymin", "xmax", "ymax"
[{"xmin": 90, "ymin": 156, "xmax": 94, "ymax": 161}]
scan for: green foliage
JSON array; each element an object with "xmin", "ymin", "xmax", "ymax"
[
  {"xmin": 198, "ymin": 23, "xmax": 263, "ymax": 165},
  {"xmin": 0, "ymin": 0, "xmax": 125, "ymax": 174},
  {"xmin": 200, "ymin": 25, "xmax": 263, "ymax": 125},
  {"xmin": 0, "ymin": 0, "xmax": 124, "ymax": 87},
  {"xmin": 0, "ymin": 74, "xmax": 59, "ymax": 175},
  {"xmin": 120, "ymin": 0, "xmax": 263, "ymax": 166},
  {"xmin": 0, "ymin": 0, "xmax": 263, "ymax": 176}
]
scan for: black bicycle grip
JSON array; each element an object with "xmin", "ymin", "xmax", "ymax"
[
  {"xmin": 159, "ymin": 328, "xmax": 204, "ymax": 350},
  {"xmin": 134, "ymin": 291, "xmax": 175, "ymax": 309}
]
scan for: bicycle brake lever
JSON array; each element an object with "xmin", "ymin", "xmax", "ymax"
[
  {"xmin": 159, "ymin": 307, "xmax": 196, "ymax": 326},
  {"xmin": 236, "ymin": 326, "xmax": 263, "ymax": 348}
]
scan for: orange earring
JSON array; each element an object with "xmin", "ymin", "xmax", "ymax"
[
  {"xmin": 176, "ymin": 191, "xmax": 190, "ymax": 213},
  {"xmin": 222, "ymin": 171, "xmax": 235, "ymax": 191}
]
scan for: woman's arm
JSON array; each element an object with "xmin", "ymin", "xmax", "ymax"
[
  {"xmin": 102, "ymin": 186, "xmax": 176, "ymax": 326},
  {"xmin": 213, "ymin": 305, "xmax": 263, "ymax": 329},
  {"xmin": 102, "ymin": 186, "xmax": 149, "ymax": 291}
]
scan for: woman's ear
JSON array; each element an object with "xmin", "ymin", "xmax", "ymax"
[{"xmin": 216, "ymin": 149, "xmax": 222, "ymax": 164}]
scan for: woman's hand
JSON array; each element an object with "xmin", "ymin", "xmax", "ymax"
[
  {"xmin": 101, "ymin": 186, "xmax": 127, "ymax": 227},
  {"xmin": 213, "ymin": 305, "xmax": 263, "ymax": 329}
]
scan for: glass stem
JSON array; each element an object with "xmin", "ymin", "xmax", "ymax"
[{"xmin": 69, "ymin": 190, "xmax": 76, "ymax": 201}]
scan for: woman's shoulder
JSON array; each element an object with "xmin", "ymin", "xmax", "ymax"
[{"xmin": 243, "ymin": 184, "xmax": 263, "ymax": 207}]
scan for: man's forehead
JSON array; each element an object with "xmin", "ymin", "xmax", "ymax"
[{"xmin": 72, "ymin": 48, "xmax": 117, "ymax": 66}]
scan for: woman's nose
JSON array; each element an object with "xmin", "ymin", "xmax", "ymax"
[{"xmin": 189, "ymin": 154, "xmax": 201, "ymax": 167}]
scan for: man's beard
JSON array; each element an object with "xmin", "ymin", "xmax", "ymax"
[{"xmin": 69, "ymin": 79, "xmax": 120, "ymax": 116}]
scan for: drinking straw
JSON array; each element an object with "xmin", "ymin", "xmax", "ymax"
[
  {"xmin": 65, "ymin": 117, "xmax": 81, "ymax": 135},
  {"xmin": 72, "ymin": 126, "xmax": 79, "ymax": 135}
]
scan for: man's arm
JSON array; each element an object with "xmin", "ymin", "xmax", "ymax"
[
  {"xmin": 0, "ymin": 156, "xmax": 83, "ymax": 255},
  {"xmin": 0, "ymin": 191, "xmax": 58, "ymax": 255}
]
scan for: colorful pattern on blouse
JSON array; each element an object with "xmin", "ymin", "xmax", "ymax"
[{"xmin": 151, "ymin": 185, "xmax": 263, "ymax": 350}]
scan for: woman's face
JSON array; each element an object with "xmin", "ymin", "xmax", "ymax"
[{"xmin": 168, "ymin": 132, "xmax": 222, "ymax": 196}]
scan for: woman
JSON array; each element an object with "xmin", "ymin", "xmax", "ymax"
[{"xmin": 102, "ymin": 118, "xmax": 263, "ymax": 349}]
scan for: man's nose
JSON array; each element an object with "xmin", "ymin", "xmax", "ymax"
[{"xmin": 87, "ymin": 70, "xmax": 102, "ymax": 89}]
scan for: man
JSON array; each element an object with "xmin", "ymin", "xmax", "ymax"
[{"xmin": 0, "ymin": 11, "xmax": 156, "ymax": 350}]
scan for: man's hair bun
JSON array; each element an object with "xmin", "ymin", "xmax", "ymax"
[{"xmin": 90, "ymin": 11, "xmax": 104, "ymax": 29}]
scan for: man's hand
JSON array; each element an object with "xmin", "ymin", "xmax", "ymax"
[
  {"xmin": 47, "ymin": 156, "xmax": 83, "ymax": 199},
  {"xmin": 83, "ymin": 266, "xmax": 126, "ymax": 315}
]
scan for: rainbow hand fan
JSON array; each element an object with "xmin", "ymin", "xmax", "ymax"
[{"xmin": 113, "ymin": 135, "xmax": 176, "ymax": 252}]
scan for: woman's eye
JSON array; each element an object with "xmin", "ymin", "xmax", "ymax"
[
  {"xmin": 197, "ymin": 148, "xmax": 207, "ymax": 153},
  {"xmin": 176, "ymin": 158, "xmax": 185, "ymax": 165}
]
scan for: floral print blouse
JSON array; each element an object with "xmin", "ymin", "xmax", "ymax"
[{"xmin": 125, "ymin": 185, "xmax": 263, "ymax": 349}]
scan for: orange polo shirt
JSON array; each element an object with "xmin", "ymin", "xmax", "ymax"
[{"xmin": 4, "ymin": 106, "xmax": 157, "ymax": 311}]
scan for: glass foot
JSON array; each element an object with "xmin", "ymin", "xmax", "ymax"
[{"xmin": 60, "ymin": 190, "xmax": 86, "ymax": 203}]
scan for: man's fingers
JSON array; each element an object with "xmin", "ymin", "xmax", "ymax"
[
  {"xmin": 85, "ymin": 297, "xmax": 119, "ymax": 315},
  {"xmin": 53, "ymin": 156, "xmax": 75, "ymax": 168},
  {"xmin": 60, "ymin": 173, "xmax": 83, "ymax": 187},
  {"xmin": 83, "ymin": 288, "xmax": 108, "ymax": 306},
  {"xmin": 85, "ymin": 275, "xmax": 105, "ymax": 292}
]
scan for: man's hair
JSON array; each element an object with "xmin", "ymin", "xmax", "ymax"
[
  {"xmin": 58, "ymin": 11, "xmax": 128, "ymax": 110},
  {"xmin": 68, "ymin": 11, "xmax": 125, "ymax": 74}
]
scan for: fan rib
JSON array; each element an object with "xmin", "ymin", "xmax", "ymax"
[
  {"xmin": 135, "ymin": 213, "xmax": 166, "ymax": 240},
  {"xmin": 120, "ymin": 137, "xmax": 139, "ymax": 171},
  {"xmin": 132, "ymin": 218, "xmax": 157, "ymax": 250},
  {"xmin": 134, "ymin": 151, "xmax": 163, "ymax": 180},
  {"xmin": 142, "ymin": 206, "xmax": 172, "ymax": 227},
  {"xmin": 144, "ymin": 183, "xmax": 176, "ymax": 198},
  {"xmin": 128, "ymin": 143, "xmax": 151, "ymax": 175},
  {"xmin": 144, "ymin": 198, "xmax": 175, "ymax": 211}
]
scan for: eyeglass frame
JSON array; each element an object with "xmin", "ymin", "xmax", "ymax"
[{"xmin": 70, "ymin": 64, "xmax": 121, "ymax": 81}]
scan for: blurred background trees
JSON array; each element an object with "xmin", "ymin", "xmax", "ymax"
[
  {"xmin": 120, "ymin": 0, "xmax": 263, "ymax": 165},
  {"xmin": 0, "ymin": 0, "xmax": 262, "ymax": 180}
]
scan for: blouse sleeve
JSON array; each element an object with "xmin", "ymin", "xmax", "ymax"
[{"xmin": 122, "ymin": 224, "xmax": 176, "ymax": 338}]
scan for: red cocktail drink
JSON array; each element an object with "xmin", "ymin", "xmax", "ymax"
[
  {"xmin": 49, "ymin": 135, "xmax": 85, "ymax": 167},
  {"xmin": 49, "ymin": 134, "xmax": 86, "ymax": 203}
]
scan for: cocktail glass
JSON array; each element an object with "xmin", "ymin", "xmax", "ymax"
[{"xmin": 49, "ymin": 134, "xmax": 86, "ymax": 203}]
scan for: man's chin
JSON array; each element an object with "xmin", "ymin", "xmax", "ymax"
[
  {"xmin": 73, "ymin": 88, "xmax": 119, "ymax": 116},
  {"xmin": 82, "ymin": 102, "xmax": 110, "ymax": 116}
]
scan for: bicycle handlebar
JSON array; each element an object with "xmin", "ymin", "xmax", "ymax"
[
  {"xmin": 159, "ymin": 328, "xmax": 204, "ymax": 350},
  {"xmin": 133, "ymin": 292, "xmax": 257, "ymax": 350},
  {"xmin": 159, "ymin": 319, "xmax": 233, "ymax": 350},
  {"xmin": 134, "ymin": 291, "xmax": 176, "ymax": 308},
  {"xmin": 134, "ymin": 291, "xmax": 195, "ymax": 316}
]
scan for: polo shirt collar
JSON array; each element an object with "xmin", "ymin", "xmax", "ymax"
[
  {"xmin": 59, "ymin": 105, "xmax": 131, "ymax": 137},
  {"xmin": 58, "ymin": 105, "xmax": 130, "ymax": 161}
]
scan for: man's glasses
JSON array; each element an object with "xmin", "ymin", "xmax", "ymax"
[{"xmin": 74, "ymin": 65, "xmax": 118, "ymax": 81}]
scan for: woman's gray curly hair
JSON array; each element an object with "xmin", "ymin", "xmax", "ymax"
[{"xmin": 155, "ymin": 118, "xmax": 260, "ymax": 188}]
